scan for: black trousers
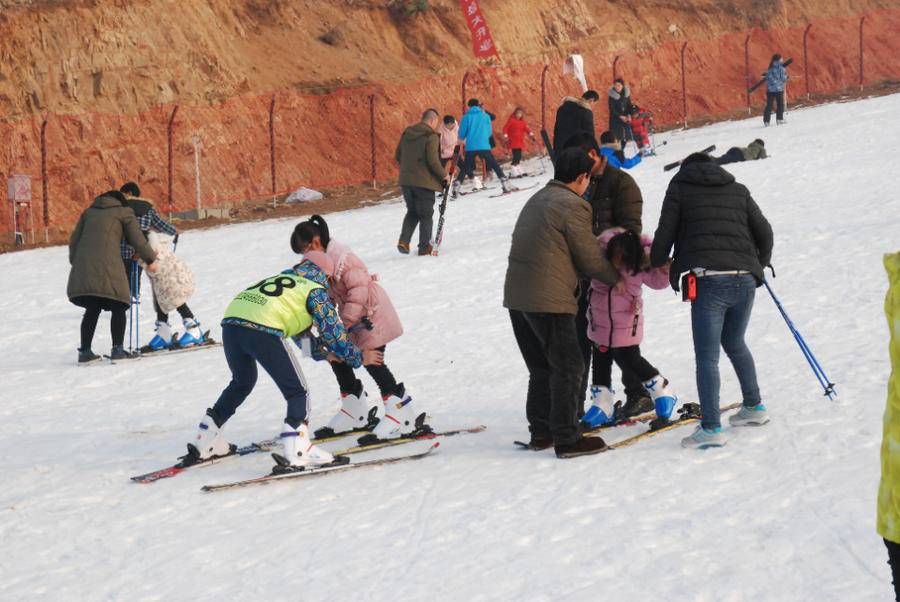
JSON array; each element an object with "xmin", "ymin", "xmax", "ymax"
[
  {"xmin": 71, "ymin": 295, "xmax": 129, "ymax": 351},
  {"xmin": 715, "ymin": 147, "xmax": 745, "ymax": 166},
  {"xmin": 330, "ymin": 345, "xmax": 400, "ymax": 399},
  {"xmin": 511, "ymin": 148, "xmax": 523, "ymax": 165},
  {"xmin": 399, "ymin": 186, "xmax": 436, "ymax": 253},
  {"xmin": 576, "ymin": 282, "xmax": 646, "ymax": 404},
  {"xmin": 592, "ymin": 345, "xmax": 659, "ymax": 388},
  {"xmin": 764, "ymin": 91, "xmax": 785, "ymax": 123},
  {"xmin": 461, "ymin": 150, "xmax": 505, "ymax": 181},
  {"xmin": 509, "ymin": 309, "xmax": 582, "ymax": 445},
  {"xmin": 887, "ymin": 539, "xmax": 900, "ymax": 601}
]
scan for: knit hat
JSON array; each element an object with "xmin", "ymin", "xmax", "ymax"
[{"xmin": 302, "ymin": 251, "xmax": 334, "ymax": 278}]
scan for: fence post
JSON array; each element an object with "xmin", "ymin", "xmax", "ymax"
[
  {"xmin": 369, "ymin": 94, "xmax": 376, "ymax": 188},
  {"xmin": 167, "ymin": 105, "xmax": 178, "ymax": 217},
  {"xmin": 803, "ymin": 24, "xmax": 813, "ymax": 99},
  {"xmin": 461, "ymin": 71, "xmax": 470, "ymax": 114},
  {"xmin": 612, "ymin": 54, "xmax": 621, "ymax": 82},
  {"xmin": 680, "ymin": 42, "xmax": 689, "ymax": 128},
  {"xmin": 540, "ymin": 64, "xmax": 549, "ymax": 131},
  {"xmin": 40, "ymin": 117, "xmax": 49, "ymax": 242},
  {"xmin": 191, "ymin": 134, "xmax": 202, "ymax": 213},
  {"xmin": 268, "ymin": 95, "xmax": 276, "ymax": 206},
  {"xmin": 859, "ymin": 16, "xmax": 866, "ymax": 91},
  {"xmin": 744, "ymin": 34, "xmax": 751, "ymax": 114}
]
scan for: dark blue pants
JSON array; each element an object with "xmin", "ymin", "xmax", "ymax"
[
  {"xmin": 211, "ymin": 324, "xmax": 309, "ymax": 428},
  {"xmin": 461, "ymin": 150, "xmax": 505, "ymax": 182}
]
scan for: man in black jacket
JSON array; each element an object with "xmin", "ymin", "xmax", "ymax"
[
  {"xmin": 650, "ymin": 153, "xmax": 774, "ymax": 449},
  {"xmin": 552, "ymin": 90, "xmax": 599, "ymax": 152}
]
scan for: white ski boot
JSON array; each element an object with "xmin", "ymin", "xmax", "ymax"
[
  {"xmin": 187, "ymin": 412, "xmax": 234, "ymax": 461},
  {"xmin": 314, "ymin": 386, "xmax": 382, "ymax": 439},
  {"xmin": 501, "ymin": 176, "xmax": 512, "ymax": 193},
  {"xmin": 277, "ymin": 422, "xmax": 335, "ymax": 468},
  {"xmin": 643, "ymin": 375, "xmax": 678, "ymax": 421},
  {"xmin": 177, "ymin": 318, "xmax": 205, "ymax": 347},
  {"xmin": 362, "ymin": 384, "xmax": 429, "ymax": 443},
  {"xmin": 510, "ymin": 164, "xmax": 522, "ymax": 178},
  {"xmin": 451, "ymin": 180, "xmax": 461, "ymax": 199},
  {"xmin": 582, "ymin": 385, "xmax": 615, "ymax": 428},
  {"xmin": 145, "ymin": 320, "xmax": 173, "ymax": 351},
  {"xmin": 472, "ymin": 175, "xmax": 485, "ymax": 191}
]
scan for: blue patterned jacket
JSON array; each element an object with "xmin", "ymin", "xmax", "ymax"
[{"xmin": 766, "ymin": 62, "xmax": 788, "ymax": 93}]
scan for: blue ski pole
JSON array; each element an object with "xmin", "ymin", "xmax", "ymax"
[{"xmin": 763, "ymin": 280, "xmax": 836, "ymax": 399}]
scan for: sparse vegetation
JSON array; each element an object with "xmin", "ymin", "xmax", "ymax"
[{"xmin": 388, "ymin": 0, "xmax": 429, "ymax": 19}]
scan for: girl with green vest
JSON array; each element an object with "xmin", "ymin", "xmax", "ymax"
[{"xmin": 186, "ymin": 257, "xmax": 383, "ymax": 469}]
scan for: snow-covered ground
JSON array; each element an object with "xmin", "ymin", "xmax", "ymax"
[{"xmin": 1, "ymin": 94, "xmax": 898, "ymax": 601}]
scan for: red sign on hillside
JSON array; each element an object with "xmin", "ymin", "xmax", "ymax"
[{"xmin": 459, "ymin": 0, "xmax": 499, "ymax": 59}]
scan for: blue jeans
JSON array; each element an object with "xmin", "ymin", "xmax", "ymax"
[
  {"xmin": 691, "ymin": 275, "xmax": 761, "ymax": 429},
  {"xmin": 211, "ymin": 324, "xmax": 310, "ymax": 428}
]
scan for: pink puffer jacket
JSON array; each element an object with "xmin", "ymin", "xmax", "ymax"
[
  {"xmin": 587, "ymin": 227, "xmax": 669, "ymax": 350},
  {"xmin": 325, "ymin": 239, "xmax": 403, "ymax": 349}
]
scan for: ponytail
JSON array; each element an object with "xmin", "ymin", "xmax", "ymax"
[{"xmin": 290, "ymin": 214, "xmax": 332, "ymax": 254}]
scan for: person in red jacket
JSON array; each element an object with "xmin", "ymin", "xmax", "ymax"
[
  {"xmin": 628, "ymin": 106, "xmax": 653, "ymax": 155},
  {"xmin": 502, "ymin": 107, "xmax": 536, "ymax": 177}
]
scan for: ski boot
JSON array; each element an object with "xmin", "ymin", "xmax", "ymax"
[
  {"xmin": 358, "ymin": 383, "xmax": 430, "ymax": 445},
  {"xmin": 185, "ymin": 410, "xmax": 236, "ymax": 464},
  {"xmin": 472, "ymin": 175, "xmax": 485, "ymax": 191},
  {"xmin": 450, "ymin": 180, "xmax": 461, "ymax": 199},
  {"xmin": 681, "ymin": 424, "xmax": 727, "ymax": 449},
  {"xmin": 729, "ymin": 403, "xmax": 770, "ymax": 427},
  {"xmin": 500, "ymin": 176, "xmax": 513, "ymax": 193},
  {"xmin": 109, "ymin": 345, "xmax": 138, "ymax": 360},
  {"xmin": 177, "ymin": 318, "xmax": 205, "ymax": 348},
  {"xmin": 314, "ymin": 383, "xmax": 382, "ymax": 439},
  {"xmin": 77, "ymin": 348, "xmax": 101, "ymax": 364},
  {"xmin": 142, "ymin": 320, "xmax": 173, "ymax": 352},
  {"xmin": 273, "ymin": 422, "xmax": 345, "ymax": 472},
  {"xmin": 581, "ymin": 385, "xmax": 616, "ymax": 429},
  {"xmin": 643, "ymin": 375, "xmax": 678, "ymax": 430}
]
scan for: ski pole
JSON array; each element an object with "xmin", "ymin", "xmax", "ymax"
[
  {"xmin": 763, "ymin": 280, "xmax": 836, "ymax": 399},
  {"xmin": 128, "ymin": 262, "xmax": 134, "ymax": 353}
]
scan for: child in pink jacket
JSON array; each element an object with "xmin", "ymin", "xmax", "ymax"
[
  {"xmin": 583, "ymin": 228, "xmax": 679, "ymax": 428},
  {"xmin": 291, "ymin": 215, "xmax": 429, "ymax": 443}
]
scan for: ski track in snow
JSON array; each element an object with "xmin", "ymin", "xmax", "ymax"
[{"xmin": 1, "ymin": 94, "xmax": 899, "ymax": 601}]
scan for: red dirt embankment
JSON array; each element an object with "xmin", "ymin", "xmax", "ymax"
[{"xmin": 1, "ymin": 0, "xmax": 899, "ymax": 238}]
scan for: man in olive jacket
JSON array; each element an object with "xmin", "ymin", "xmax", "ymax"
[
  {"xmin": 503, "ymin": 147, "xmax": 619, "ymax": 458},
  {"xmin": 650, "ymin": 153, "xmax": 773, "ymax": 448},
  {"xmin": 68, "ymin": 190, "xmax": 158, "ymax": 361},
  {"xmin": 395, "ymin": 108, "xmax": 448, "ymax": 256}
]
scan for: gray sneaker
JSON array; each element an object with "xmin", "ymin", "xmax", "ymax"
[
  {"xmin": 681, "ymin": 425, "xmax": 727, "ymax": 449},
  {"xmin": 729, "ymin": 404, "xmax": 770, "ymax": 427}
]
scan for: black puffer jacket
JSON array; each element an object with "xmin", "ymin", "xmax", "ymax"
[
  {"xmin": 585, "ymin": 165, "xmax": 643, "ymax": 236},
  {"xmin": 552, "ymin": 96, "xmax": 595, "ymax": 151},
  {"xmin": 650, "ymin": 161, "xmax": 773, "ymax": 290}
]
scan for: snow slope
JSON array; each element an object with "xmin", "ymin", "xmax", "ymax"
[{"xmin": 1, "ymin": 94, "xmax": 898, "ymax": 601}]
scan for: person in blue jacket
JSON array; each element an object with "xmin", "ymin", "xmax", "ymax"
[
  {"xmin": 763, "ymin": 54, "xmax": 789, "ymax": 126},
  {"xmin": 599, "ymin": 131, "xmax": 642, "ymax": 170},
  {"xmin": 453, "ymin": 98, "xmax": 510, "ymax": 197}
]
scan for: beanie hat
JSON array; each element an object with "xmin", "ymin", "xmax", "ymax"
[{"xmin": 302, "ymin": 251, "xmax": 334, "ymax": 278}]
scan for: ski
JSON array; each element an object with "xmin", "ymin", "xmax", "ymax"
[
  {"xmin": 338, "ymin": 424, "xmax": 486, "ymax": 455},
  {"xmin": 663, "ymin": 144, "xmax": 716, "ymax": 172},
  {"xmin": 130, "ymin": 429, "xmax": 365, "ymax": 484},
  {"xmin": 139, "ymin": 330, "xmax": 220, "ymax": 356},
  {"xmin": 747, "ymin": 57, "xmax": 793, "ymax": 93},
  {"xmin": 609, "ymin": 402, "xmax": 742, "ymax": 449},
  {"xmin": 488, "ymin": 183, "xmax": 539, "ymax": 198},
  {"xmin": 432, "ymin": 144, "xmax": 462, "ymax": 256},
  {"xmin": 457, "ymin": 186, "xmax": 498, "ymax": 197},
  {"xmin": 200, "ymin": 442, "xmax": 440, "ymax": 492},
  {"xmin": 130, "ymin": 425, "xmax": 486, "ymax": 483},
  {"xmin": 513, "ymin": 407, "xmax": 661, "ymax": 449}
]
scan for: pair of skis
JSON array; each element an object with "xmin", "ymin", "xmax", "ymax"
[
  {"xmin": 663, "ymin": 144, "xmax": 716, "ymax": 172},
  {"xmin": 431, "ymin": 145, "xmax": 462, "ymax": 256},
  {"xmin": 131, "ymin": 425, "xmax": 486, "ymax": 488}
]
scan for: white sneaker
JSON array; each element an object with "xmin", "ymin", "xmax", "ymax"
[
  {"xmin": 729, "ymin": 404, "xmax": 770, "ymax": 427},
  {"xmin": 280, "ymin": 422, "xmax": 335, "ymax": 467},
  {"xmin": 681, "ymin": 424, "xmax": 727, "ymax": 449},
  {"xmin": 370, "ymin": 385, "xmax": 427, "ymax": 440},
  {"xmin": 189, "ymin": 413, "xmax": 233, "ymax": 460},
  {"xmin": 472, "ymin": 176, "xmax": 484, "ymax": 190},
  {"xmin": 316, "ymin": 388, "xmax": 382, "ymax": 438}
]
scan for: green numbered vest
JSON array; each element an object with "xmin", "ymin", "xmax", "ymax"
[{"xmin": 223, "ymin": 273, "xmax": 323, "ymax": 337}]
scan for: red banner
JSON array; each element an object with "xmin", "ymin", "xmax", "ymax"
[{"xmin": 459, "ymin": 0, "xmax": 499, "ymax": 59}]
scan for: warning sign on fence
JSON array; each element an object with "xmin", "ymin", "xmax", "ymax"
[{"xmin": 7, "ymin": 175, "xmax": 31, "ymax": 204}]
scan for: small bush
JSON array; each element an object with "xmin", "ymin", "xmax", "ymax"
[{"xmin": 388, "ymin": 0, "xmax": 429, "ymax": 18}]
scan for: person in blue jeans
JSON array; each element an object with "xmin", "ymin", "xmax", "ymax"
[{"xmin": 650, "ymin": 152, "xmax": 774, "ymax": 448}]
